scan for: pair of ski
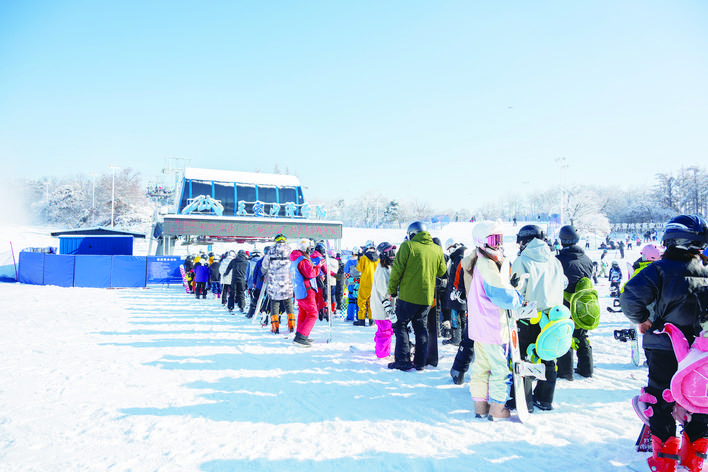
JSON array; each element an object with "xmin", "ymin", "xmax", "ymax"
[{"xmin": 506, "ymin": 302, "xmax": 546, "ymax": 423}]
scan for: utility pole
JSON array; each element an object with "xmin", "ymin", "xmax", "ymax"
[
  {"xmin": 555, "ymin": 157, "xmax": 568, "ymax": 226},
  {"xmin": 108, "ymin": 165, "xmax": 120, "ymax": 227}
]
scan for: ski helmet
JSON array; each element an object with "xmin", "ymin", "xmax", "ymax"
[
  {"xmin": 364, "ymin": 240, "xmax": 375, "ymax": 249},
  {"xmin": 376, "ymin": 241, "xmax": 397, "ymax": 266},
  {"xmin": 640, "ymin": 243, "xmax": 663, "ymax": 261},
  {"xmin": 612, "ymin": 261, "xmax": 619, "ymax": 267},
  {"xmin": 314, "ymin": 242, "xmax": 327, "ymax": 256},
  {"xmin": 445, "ymin": 237, "xmax": 458, "ymax": 254},
  {"xmin": 263, "ymin": 246, "xmax": 271, "ymax": 255},
  {"xmin": 662, "ymin": 215, "xmax": 708, "ymax": 252},
  {"xmin": 473, "ymin": 220, "xmax": 504, "ymax": 249},
  {"xmin": 406, "ymin": 221, "xmax": 427, "ymax": 240},
  {"xmin": 274, "ymin": 233, "xmax": 287, "ymax": 243},
  {"xmin": 559, "ymin": 225, "xmax": 580, "ymax": 247},
  {"xmin": 297, "ymin": 238, "xmax": 312, "ymax": 252},
  {"xmin": 516, "ymin": 225, "xmax": 545, "ymax": 252}
]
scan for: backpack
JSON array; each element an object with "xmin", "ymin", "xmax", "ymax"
[
  {"xmin": 566, "ymin": 277, "xmax": 601, "ymax": 330},
  {"xmin": 526, "ymin": 305, "xmax": 574, "ymax": 362}
]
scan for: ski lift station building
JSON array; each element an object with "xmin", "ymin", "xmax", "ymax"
[{"xmin": 154, "ymin": 167, "xmax": 342, "ymax": 254}]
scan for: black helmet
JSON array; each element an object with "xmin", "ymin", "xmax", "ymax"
[
  {"xmin": 314, "ymin": 242, "xmax": 327, "ymax": 255},
  {"xmin": 662, "ymin": 215, "xmax": 708, "ymax": 252},
  {"xmin": 559, "ymin": 225, "xmax": 580, "ymax": 246},
  {"xmin": 407, "ymin": 221, "xmax": 427, "ymax": 240},
  {"xmin": 376, "ymin": 241, "xmax": 396, "ymax": 265},
  {"xmin": 516, "ymin": 225, "xmax": 545, "ymax": 251}
]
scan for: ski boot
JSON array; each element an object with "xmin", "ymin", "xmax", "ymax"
[
  {"xmin": 287, "ymin": 313, "xmax": 296, "ymax": 333},
  {"xmin": 648, "ymin": 435, "xmax": 680, "ymax": 472},
  {"xmin": 680, "ymin": 431, "xmax": 708, "ymax": 472},
  {"xmin": 270, "ymin": 314, "xmax": 280, "ymax": 334}
]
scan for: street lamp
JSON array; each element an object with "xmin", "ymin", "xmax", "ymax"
[
  {"xmin": 89, "ymin": 172, "xmax": 96, "ymax": 225},
  {"xmin": 555, "ymin": 157, "xmax": 569, "ymax": 226},
  {"xmin": 108, "ymin": 165, "xmax": 120, "ymax": 227}
]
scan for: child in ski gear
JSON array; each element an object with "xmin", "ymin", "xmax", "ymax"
[
  {"xmin": 262, "ymin": 234, "xmax": 296, "ymax": 333},
  {"xmin": 608, "ymin": 261, "xmax": 623, "ymax": 295},
  {"xmin": 464, "ymin": 221, "xmax": 523, "ymax": 419},
  {"xmin": 620, "ymin": 214, "xmax": 708, "ymax": 472},
  {"xmin": 510, "ymin": 224, "xmax": 567, "ymax": 412},
  {"xmin": 447, "ymin": 241, "xmax": 474, "ymax": 385},
  {"xmin": 290, "ymin": 239, "xmax": 326, "ymax": 347},
  {"xmin": 356, "ymin": 241, "xmax": 379, "ymax": 326},
  {"xmin": 387, "ymin": 221, "xmax": 447, "ymax": 371},
  {"xmin": 371, "ymin": 242, "xmax": 397, "ymax": 358},
  {"xmin": 344, "ymin": 250, "xmax": 361, "ymax": 321},
  {"xmin": 555, "ymin": 225, "xmax": 596, "ymax": 380}
]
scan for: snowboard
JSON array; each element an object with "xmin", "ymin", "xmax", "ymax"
[
  {"xmin": 614, "ymin": 327, "xmax": 641, "ymax": 367},
  {"xmin": 506, "ymin": 303, "xmax": 546, "ymax": 423},
  {"xmin": 252, "ymin": 278, "xmax": 270, "ymax": 325},
  {"xmin": 179, "ymin": 265, "xmax": 192, "ymax": 293}
]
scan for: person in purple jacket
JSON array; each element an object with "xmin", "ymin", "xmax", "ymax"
[{"xmin": 193, "ymin": 261, "xmax": 211, "ymax": 299}]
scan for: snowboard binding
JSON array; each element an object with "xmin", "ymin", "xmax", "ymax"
[{"xmin": 614, "ymin": 328, "xmax": 637, "ymax": 342}]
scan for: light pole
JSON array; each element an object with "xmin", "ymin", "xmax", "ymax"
[
  {"xmin": 108, "ymin": 165, "xmax": 120, "ymax": 227},
  {"xmin": 89, "ymin": 172, "xmax": 96, "ymax": 225},
  {"xmin": 555, "ymin": 157, "xmax": 568, "ymax": 226}
]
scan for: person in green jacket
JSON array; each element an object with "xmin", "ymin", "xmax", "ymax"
[{"xmin": 387, "ymin": 221, "xmax": 447, "ymax": 371}]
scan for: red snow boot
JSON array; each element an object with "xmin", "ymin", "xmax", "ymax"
[
  {"xmin": 648, "ymin": 435, "xmax": 680, "ymax": 472},
  {"xmin": 680, "ymin": 432, "xmax": 708, "ymax": 472}
]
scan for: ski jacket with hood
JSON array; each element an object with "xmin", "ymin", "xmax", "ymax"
[
  {"xmin": 510, "ymin": 238, "xmax": 567, "ymax": 312},
  {"xmin": 388, "ymin": 231, "xmax": 447, "ymax": 306},
  {"xmin": 556, "ymin": 244, "xmax": 594, "ymax": 294},
  {"xmin": 219, "ymin": 253, "xmax": 235, "ymax": 285},
  {"xmin": 289, "ymin": 250, "xmax": 322, "ymax": 300},
  {"xmin": 463, "ymin": 250, "xmax": 523, "ymax": 344},
  {"xmin": 620, "ymin": 250, "xmax": 708, "ymax": 351},
  {"xmin": 356, "ymin": 248, "xmax": 379, "ymax": 299},
  {"xmin": 444, "ymin": 244, "xmax": 468, "ymax": 312},
  {"xmin": 262, "ymin": 242, "xmax": 294, "ymax": 301},
  {"xmin": 224, "ymin": 251, "xmax": 249, "ymax": 285},
  {"xmin": 371, "ymin": 264, "xmax": 392, "ymax": 321}
]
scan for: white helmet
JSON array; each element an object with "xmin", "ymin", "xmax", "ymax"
[
  {"xmin": 473, "ymin": 220, "xmax": 504, "ymax": 249},
  {"xmin": 297, "ymin": 238, "xmax": 312, "ymax": 252},
  {"xmin": 445, "ymin": 238, "xmax": 458, "ymax": 253}
]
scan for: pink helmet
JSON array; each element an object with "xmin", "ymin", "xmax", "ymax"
[{"xmin": 641, "ymin": 243, "xmax": 664, "ymax": 261}]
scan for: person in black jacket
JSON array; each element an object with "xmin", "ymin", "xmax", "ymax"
[
  {"xmin": 621, "ymin": 215, "xmax": 708, "ymax": 472},
  {"xmin": 445, "ymin": 240, "xmax": 475, "ymax": 385},
  {"xmin": 555, "ymin": 225, "xmax": 595, "ymax": 380},
  {"xmin": 224, "ymin": 250, "xmax": 249, "ymax": 313}
]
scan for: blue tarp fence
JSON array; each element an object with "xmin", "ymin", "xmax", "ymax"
[{"xmin": 17, "ymin": 253, "xmax": 183, "ymax": 288}]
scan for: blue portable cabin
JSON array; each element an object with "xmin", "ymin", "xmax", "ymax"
[
  {"xmin": 175, "ymin": 168, "xmax": 306, "ymax": 218},
  {"xmin": 50, "ymin": 227, "xmax": 146, "ymax": 255}
]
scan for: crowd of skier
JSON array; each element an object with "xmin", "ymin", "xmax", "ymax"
[{"xmin": 180, "ymin": 214, "xmax": 708, "ymax": 472}]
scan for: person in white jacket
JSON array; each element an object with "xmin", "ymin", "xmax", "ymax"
[
  {"xmin": 219, "ymin": 251, "xmax": 236, "ymax": 308},
  {"xmin": 370, "ymin": 242, "xmax": 397, "ymax": 358},
  {"xmin": 510, "ymin": 225, "xmax": 567, "ymax": 412}
]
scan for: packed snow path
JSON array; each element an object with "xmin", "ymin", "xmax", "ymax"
[{"xmin": 1, "ymin": 281, "xmax": 647, "ymax": 471}]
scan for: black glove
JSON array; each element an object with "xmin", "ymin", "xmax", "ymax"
[{"xmin": 510, "ymin": 273, "xmax": 520, "ymax": 288}]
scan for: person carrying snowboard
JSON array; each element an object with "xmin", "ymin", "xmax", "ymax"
[
  {"xmin": 621, "ymin": 215, "xmax": 708, "ymax": 472},
  {"xmin": 463, "ymin": 220, "xmax": 523, "ymax": 419},
  {"xmin": 510, "ymin": 224, "xmax": 567, "ymax": 412}
]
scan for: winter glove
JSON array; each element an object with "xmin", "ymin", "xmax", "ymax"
[
  {"xmin": 383, "ymin": 297, "xmax": 397, "ymax": 323},
  {"xmin": 441, "ymin": 320, "xmax": 451, "ymax": 330},
  {"xmin": 510, "ymin": 273, "xmax": 520, "ymax": 288}
]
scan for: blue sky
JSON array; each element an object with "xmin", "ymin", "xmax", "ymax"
[{"xmin": 1, "ymin": 1, "xmax": 706, "ymax": 211}]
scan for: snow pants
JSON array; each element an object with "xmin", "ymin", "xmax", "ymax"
[
  {"xmin": 295, "ymin": 291, "xmax": 318, "ymax": 338},
  {"xmin": 556, "ymin": 328, "xmax": 593, "ymax": 378},
  {"xmin": 347, "ymin": 294, "xmax": 358, "ymax": 321},
  {"xmin": 469, "ymin": 341, "xmax": 510, "ymax": 405},
  {"xmin": 194, "ymin": 282, "xmax": 207, "ymax": 299},
  {"xmin": 358, "ymin": 295, "xmax": 372, "ymax": 321},
  {"xmin": 517, "ymin": 319, "xmax": 557, "ymax": 405},
  {"xmin": 645, "ymin": 348, "xmax": 708, "ymax": 443},
  {"xmin": 392, "ymin": 299, "xmax": 430, "ymax": 369},
  {"xmin": 451, "ymin": 312, "xmax": 475, "ymax": 373},
  {"xmin": 374, "ymin": 320, "xmax": 393, "ymax": 358}
]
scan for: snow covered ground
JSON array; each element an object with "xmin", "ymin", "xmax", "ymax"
[{"xmin": 0, "ymin": 222, "xmax": 650, "ymax": 471}]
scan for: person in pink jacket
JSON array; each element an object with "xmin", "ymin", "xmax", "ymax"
[
  {"xmin": 290, "ymin": 239, "xmax": 326, "ymax": 348},
  {"xmin": 463, "ymin": 221, "xmax": 523, "ymax": 420}
]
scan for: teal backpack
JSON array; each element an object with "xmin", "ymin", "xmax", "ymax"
[
  {"xmin": 526, "ymin": 305, "xmax": 575, "ymax": 362},
  {"xmin": 565, "ymin": 277, "xmax": 601, "ymax": 331}
]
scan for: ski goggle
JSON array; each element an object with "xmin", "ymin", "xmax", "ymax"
[{"xmin": 486, "ymin": 234, "xmax": 503, "ymax": 248}]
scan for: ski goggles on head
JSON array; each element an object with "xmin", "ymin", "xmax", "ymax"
[{"xmin": 486, "ymin": 234, "xmax": 503, "ymax": 247}]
